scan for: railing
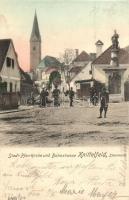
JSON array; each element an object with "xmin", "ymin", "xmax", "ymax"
[{"xmin": 0, "ymin": 92, "xmax": 20, "ymax": 110}]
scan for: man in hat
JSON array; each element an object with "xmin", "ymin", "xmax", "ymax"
[
  {"xmin": 40, "ymin": 88, "xmax": 48, "ymax": 107},
  {"xmin": 69, "ymin": 87, "xmax": 75, "ymax": 107},
  {"xmin": 52, "ymin": 85, "xmax": 60, "ymax": 107},
  {"xmin": 99, "ymin": 87, "xmax": 109, "ymax": 118}
]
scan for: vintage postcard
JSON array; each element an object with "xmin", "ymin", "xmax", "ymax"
[{"xmin": 0, "ymin": 0, "xmax": 129, "ymax": 199}]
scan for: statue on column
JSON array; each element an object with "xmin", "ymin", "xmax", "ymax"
[{"xmin": 111, "ymin": 30, "xmax": 119, "ymax": 50}]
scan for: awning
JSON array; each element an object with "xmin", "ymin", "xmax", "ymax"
[{"xmin": 75, "ymin": 79, "xmax": 93, "ymax": 84}]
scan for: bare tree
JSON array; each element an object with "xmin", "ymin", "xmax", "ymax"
[{"xmin": 59, "ymin": 49, "xmax": 76, "ymax": 89}]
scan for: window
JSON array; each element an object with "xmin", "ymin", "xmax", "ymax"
[
  {"xmin": 6, "ymin": 57, "xmax": 11, "ymax": 67},
  {"xmin": 10, "ymin": 82, "xmax": 13, "ymax": 92},
  {"xmin": 33, "ymin": 46, "xmax": 36, "ymax": 51},
  {"xmin": 15, "ymin": 83, "xmax": 17, "ymax": 92},
  {"xmin": 3, "ymin": 82, "xmax": 7, "ymax": 92},
  {"xmin": 12, "ymin": 59, "xmax": 14, "ymax": 69},
  {"xmin": 0, "ymin": 82, "xmax": 7, "ymax": 93},
  {"xmin": 89, "ymin": 70, "xmax": 92, "ymax": 75},
  {"xmin": 6, "ymin": 57, "xmax": 15, "ymax": 69}
]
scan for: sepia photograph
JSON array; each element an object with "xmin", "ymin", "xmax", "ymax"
[{"xmin": 0, "ymin": 0, "xmax": 129, "ymax": 147}]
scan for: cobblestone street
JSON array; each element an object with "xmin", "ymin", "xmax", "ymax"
[{"xmin": 0, "ymin": 102, "xmax": 129, "ymax": 147}]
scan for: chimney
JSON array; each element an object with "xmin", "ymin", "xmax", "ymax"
[
  {"xmin": 89, "ymin": 53, "xmax": 96, "ymax": 61},
  {"xmin": 95, "ymin": 40, "xmax": 104, "ymax": 57},
  {"xmin": 75, "ymin": 49, "xmax": 79, "ymax": 58}
]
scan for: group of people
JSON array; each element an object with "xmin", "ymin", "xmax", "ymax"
[
  {"xmin": 40, "ymin": 86, "xmax": 75, "ymax": 108},
  {"xmin": 40, "ymin": 87, "xmax": 49, "ymax": 107},
  {"xmin": 32, "ymin": 85, "xmax": 109, "ymax": 118}
]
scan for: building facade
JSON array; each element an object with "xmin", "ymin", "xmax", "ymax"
[
  {"xmin": 92, "ymin": 31, "xmax": 129, "ymax": 102},
  {"xmin": 0, "ymin": 39, "xmax": 21, "ymax": 93},
  {"xmin": 70, "ymin": 61, "xmax": 93, "ymax": 99},
  {"xmin": 35, "ymin": 55, "xmax": 62, "ymax": 90},
  {"xmin": 69, "ymin": 50, "xmax": 96, "ymax": 98},
  {"xmin": 19, "ymin": 67, "xmax": 33, "ymax": 104}
]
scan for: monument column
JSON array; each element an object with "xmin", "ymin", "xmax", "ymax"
[
  {"xmin": 103, "ymin": 30, "xmax": 126, "ymax": 102},
  {"xmin": 110, "ymin": 30, "xmax": 119, "ymax": 67}
]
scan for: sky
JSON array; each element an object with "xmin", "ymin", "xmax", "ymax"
[{"xmin": 0, "ymin": 0, "xmax": 129, "ymax": 71}]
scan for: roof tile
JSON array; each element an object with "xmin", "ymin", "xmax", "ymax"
[
  {"xmin": 73, "ymin": 51, "xmax": 90, "ymax": 62},
  {"xmin": 92, "ymin": 46, "xmax": 129, "ymax": 65}
]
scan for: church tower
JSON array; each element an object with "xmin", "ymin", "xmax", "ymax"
[{"xmin": 30, "ymin": 11, "xmax": 41, "ymax": 73}]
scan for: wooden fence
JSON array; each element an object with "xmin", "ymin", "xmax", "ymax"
[{"xmin": 0, "ymin": 92, "xmax": 20, "ymax": 110}]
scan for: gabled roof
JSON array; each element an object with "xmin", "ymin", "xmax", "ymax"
[
  {"xmin": 0, "ymin": 39, "xmax": 11, "ymax": 71},
  {"xmin": 119, "ymin": 48, "xmax": 129, "ymax": 64},
  {"xmin": 92, "ymin": 46, "xmax": 129, "ymax": 65},
  {"xmin": 92, "ymin": 46, "xmax": 112, "ymax": 65},
  {"xmin": 37, "ymin": 55, "xmax": 62, "ymax": 71},
  {"xmin": 19, "ymin": 67, "xmax": 33, "ymax": 84},
  {"xmin": 71, "ymin": 62, "xmax": 92, "ymax": 81},
  {"xmin": 70, "ymin": 66, "xmax": 82, "ymax": 73},
  {"xmin": 30, "ymin": 11, "xmax": 41, "ymax": 41},
  {"xmin": 124, "ymin": 45, "xmax": 129, "ymax": 52},
  {"xmin": 73, "ymin": 51, "xmax": 90, "ymax": 62}
]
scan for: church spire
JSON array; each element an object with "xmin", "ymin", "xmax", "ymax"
[
  {"xmin": 30, "ymin": 10, "xmax": 41, "ymax": 42},
  {"xmin": 30, "ymin": 11, "xmax": 41, "ymax": 74}
]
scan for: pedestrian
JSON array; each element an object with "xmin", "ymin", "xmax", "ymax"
[
  {"xmin": 30, "ymin": 91, "xmax": 35, "ymax": 105},
  {"xmin": 90, "ymin": 86, "xmax": 96, "ymax": 105},
  {"xmin": 69, "ymin": 87, "xmax": 75, "ymax": 107},
  {"xmin": 45, "ymin": 88, "xmax": 49, "ymax": 104},
  {"xmin": 90, "ymin": 86, "xmax": 94, "ymax": 104},
  {"xmin": 99, "ymin": 88, "xmax": 109, "ymax": 118},
  {"xmin": 52, "ymin": 85, "xmax": 60, "ymax": 107},
  {"xmin": 92, "ymin": 92, "xmax": 98, "ymax": 106},
  {"xmin": 40, "ymin": 88, "xmax": 48, "ymax": 107}
]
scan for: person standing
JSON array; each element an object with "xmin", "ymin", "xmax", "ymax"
[
  {"xmin": 30, "ymin": 91, "xmax": 35, "ymax": 105},
  {"xmin": 92, "ymin": 93, "xmax": 98, "ymax": 106},
  {"xmin": 40, "ymin": 88, "xmax": 48, "ymax": 107},
  {"xmin": 99, "ymin": 88, "xmax": 109, "ymax": 118},
  {"xmin": 90, "ymin": 86, "xmax": 96, "ymax": 105},
  {"xmin": 69, "ymin": 87, "xmax": 75, "ymax": 107},
  {"xmin": 52, "ymin": 85, "xmax": 60, "ymax": 107},
  {"xmin": 45, "ymin": 88, "xmax": 49, "ymax": 103}
]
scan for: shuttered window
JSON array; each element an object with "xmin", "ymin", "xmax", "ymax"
[
  {"xmin": 6, "ymin": 57, "xmax": 11, "ymax": 67},
  {"xmin": 6, "ymin": 57, "xmax": 15, "ymax": 69},
  {"xmin": 12, "ymin": 59, "xmax": 14, "ymax": 68}
]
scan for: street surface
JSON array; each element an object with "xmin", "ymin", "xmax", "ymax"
[{"xmin": 0, "ymin": 102, "xmax": 129, "ymax": 147}]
